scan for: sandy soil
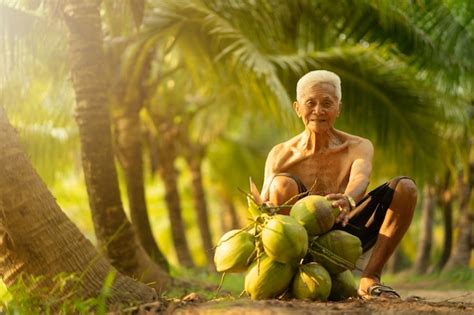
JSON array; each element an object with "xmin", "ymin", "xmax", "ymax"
[{"xmin": 127, "ymin": 289, "xmax": 474, "ymax": 314}]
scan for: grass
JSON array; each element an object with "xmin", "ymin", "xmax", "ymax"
[
  {"xmin": 0, "ymin": 272, "xmax": 116, "ymax": 314},
  {"xmin": 0, "ymin": 267, "xmax": 245, "ymax": 314},
  {"xmin": 164, "ymin": 266, "xmax": 245, "ymax": 299}
]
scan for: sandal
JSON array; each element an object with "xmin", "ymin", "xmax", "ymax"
[{"xmin": 359, "ymin": 284, "xmax": 401, "ymax": 300}]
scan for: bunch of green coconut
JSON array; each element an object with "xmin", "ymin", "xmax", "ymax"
[{"xmin": 214, "ymin": 194, "xmax": 363, "ymax": 301}]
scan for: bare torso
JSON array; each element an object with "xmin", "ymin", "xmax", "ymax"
[{"xmin": 262, "ymin": 128, "xmax": 373, "ymax": 201}]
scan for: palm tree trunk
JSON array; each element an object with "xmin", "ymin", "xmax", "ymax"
[
  {"xmin": 436, "ymin": 188, "xmax": 453, "ymax": 270},
  {"xmin": 219, "ymin": 195, "xmax": 241, "ymax": 234},
  {"xmin": 413, "ymin": 184, "xmax": 436, "ymax": 274},
  {"xmin": 186, "ymin": 152, "xmax": 214, "ymax": 267},
  {"xmin": 157, "ymin": 132, "xmax": 194, "ymax": 267},
  {"xmin": 115, "ymin": 110, "xmax": 169, "ymax": 272},
  {"xmin": 444, "ymin": 164, "xmax": 474, "ymax": 271},
  {"xmin": 147, "ymin": 129, "xmax": 160, "ymax": 176},
  {"xmin": 63, "ymin": 0, "xmax": 171, "ymax": 290},
  {"xmin": 385, "ymin": 246, "xmax": 402, "ymax": 274},
  {"xmin": 0, "ymin": 107, "xmax": 156, "ymax": 304}
]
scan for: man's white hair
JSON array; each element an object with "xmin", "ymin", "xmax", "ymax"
[{"xmin": 296, "ymin": 70, "xmax": 342, "ymax": 102}]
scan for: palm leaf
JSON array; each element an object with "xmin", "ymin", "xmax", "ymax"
[
  {"xmin": 271, "ymin": 45, "xmax": 458, "ymax": 180},
  {"xmin": 338, "ymin": 0, "xmax": 474, "ymax": 87}
]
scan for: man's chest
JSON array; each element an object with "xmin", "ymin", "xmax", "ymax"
[{"xmin": 283, "ymin": 151, "xmax": 353, "ymax": 194}]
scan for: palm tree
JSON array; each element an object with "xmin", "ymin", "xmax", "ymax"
[
  {"xmin": 139, "ymin": 0, "xmax": 474, "ymax": 274},
  {"xmin": 62, "ymin": 0, "xmax": 170, "ymax": 289},
  {"xmin": 413, "ymin": 184, "xmax": 437, "ymax": 274},
  {"xmin": 140, "ymin": 0, "xmax": 473, "ymax": 181},
  {"xmin": 0, "ymin": 105, "xmax": 157, "ymax": 305},
  {"xmin": 145, "ymin": 107, "xmax": 195, "ymax": 268},
  {"xmin": 436, "ymin": 171, "xmax": 455, "ymax": 270},
  {"xmin": 103, "ymin": 4, "xmax": 170, "ymax": 271},
  {"xmin": 1, "ymin": 3, "xmax": 78, "ymax": 185},
  {"xmin": 182, "ymin": 139, "xmax": 215, "ymax": 267},
  {"xmin": 444, "ymin": 106, "xmax": 474, "ymax": 271}
]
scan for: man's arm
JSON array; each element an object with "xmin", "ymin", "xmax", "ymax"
[
  {"xmin": 260, "ymin": 146, "xmax": 278, "ymax": 202},
  {"xmin": 344, "ymin": 138, "xmax": 374, "ymax": 201},
  {"xmin": 327, "ymin": 138, "xmax": 374, "ymax": 226}
]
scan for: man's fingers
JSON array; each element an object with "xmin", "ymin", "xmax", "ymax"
[
  {"xmin": 335, "ymin": 208, "xmax": 347, "ymax": 222},
  {"xmin": 331, "ymin": 200, "xmax": 346, "ymax": 208},
  {"xmin": 326, "ymin": 193, "xmax": 344, "ymax": 200},
  {"xmin": 328, "ymin": 194, "xmax": 350, "ymax": 225},
  {"xmin": 335, "ymin": 205, "xmax": 352, "ymax": 225},
  {"xmin": 342, "ymin": 214, "xmax": 350, "ymax": 227}
]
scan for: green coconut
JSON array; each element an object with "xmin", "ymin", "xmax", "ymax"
[
  {"xmin": 245, "ymin": 254, "xmax": 295, "ymax": 300},
  {"xmin": 261, "ymin": 215, "xmax": 308, "ymax": 264},
  {"xmin": 309, "ymin": 230, "xmax": 362, "ymax": 274},
  {"xmin": 329, "ymin": 270, "xmax": 358, "ymax": 301},
  {"xmin": 292, "ymin": 262, "xmax": 332, "ymax": 301},
  {"xmin": 214, "ymin": 229, "xmax": 255, "ymax": 273},
  {"xmin": 290, "ymin": 195, "xmax": 340, "ymax": 236}
]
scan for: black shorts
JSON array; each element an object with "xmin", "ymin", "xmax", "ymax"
[{"xmin": 271, "ymin": 173, "xmax": 410, "ymax": 252}]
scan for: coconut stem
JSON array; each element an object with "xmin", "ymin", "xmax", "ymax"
[{"xmin": 215, "ymin": 272, "xmax": 226, "ymax": 297}]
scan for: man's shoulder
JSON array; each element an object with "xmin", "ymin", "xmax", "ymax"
[
  {"xmin": 337, "ymin": 130, "xmax": 372, "ymax": 147},
  {"xmin": 335, "ymin": 130, "xmax": 373, "ymax": 157},
  {"xmin": 269, "ymin": 133, "xmax": 303, "ymax": 155},
  {"xmin": 266, "ymin": 133, "xmax": 304, "ymax": 171}
]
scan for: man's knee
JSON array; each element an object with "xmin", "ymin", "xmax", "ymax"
[
  {"xmin": 269, "ymin": 175, "xmax": 300, "ymax": 206},
  {"xmin": 389, "ymin": 177, "xmax": 417, "ymax": 213},
  {"xmin": 389, "ymin": 177, "xmax": 417, "ymax": 195}
]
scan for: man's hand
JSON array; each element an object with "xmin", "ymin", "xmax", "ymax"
[{"xmin": 326, "ymin": 193, "xmax": 352, "ymax": 227}]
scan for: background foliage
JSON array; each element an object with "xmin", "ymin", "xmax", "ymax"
[{"xmin": 1, "ymin": 0, "xmax": 473, "ymax": 308}]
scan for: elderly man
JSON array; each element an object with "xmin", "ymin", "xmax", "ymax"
[{"xmin": 260, "ymin": 70, "xmax": 417, "ymax": 299}]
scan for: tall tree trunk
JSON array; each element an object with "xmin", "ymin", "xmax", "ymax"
[
  {"xmin": 157, "ymin": 129, "xmax": 194, "ymax": 267},
  {"xmin": 63, "ymin": 0, "xmax": 170, "ymax": 290},
  {"xmin": 413, "ymin": 184, "xmax": 436, "ymax": 274},
  {"xmin": 436, "ymin": 188, "xmax": 453, "ymax": 270},
  {"xmin": 115, "ymin": 109, "xmax": 169, "ymax": 272},
  {"xmin": 147, "ymin": 128, "xmax": 160, "ymax": 176},
  {"xmin": 385, "ymin": 246, "xmax": 402, "ymax": 274},
  {"xmin": 0, "ymin": 107, "xmax": 156, "ymax": 305},
  {"xmin": 219, "ymin": 195, "xmax": 240, "ymax": 234},
  {"xmin": 444, "ymin": 164, "xmax": 474, "ymax": 271},
  {"xmin": 186, "ymin": 151, "xmax": 214, "ymax": 267}
]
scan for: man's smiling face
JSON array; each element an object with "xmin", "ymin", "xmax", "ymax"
[{"xmin": 294, "ymin": 82, "xmax": 340, "ymax": 133}]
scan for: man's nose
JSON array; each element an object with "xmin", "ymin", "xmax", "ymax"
[{"xmin": 314, "ymin": 104, "xmax": 325, "ymax": 115}]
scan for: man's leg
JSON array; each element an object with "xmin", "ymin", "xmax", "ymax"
[
  {"xmin": 358, "ymin": 178, "xmax": 417, "ymax": 297},
  {"xmin": 268, "ymin": 175, "xmax": 300, "ymax": 214}
]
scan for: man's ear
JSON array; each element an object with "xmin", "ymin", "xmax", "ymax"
[
  {"xmin": 337, "ymin": 101, "xmax": 342, "ymax": 117},
  {"xmin": 293, "ymin": 101, "xmax": 300, "ymax": 117}
]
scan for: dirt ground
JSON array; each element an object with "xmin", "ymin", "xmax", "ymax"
[{"xmin": 128, "ymin": 288, "xmax": 474, "ymax": 314}]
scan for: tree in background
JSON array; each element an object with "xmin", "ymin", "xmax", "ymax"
[
  {"xmin": 444, "ymin": 105, "xmax": 473, "ymax": 271},
  {"xmin": 141, "ymin": 0, "xmax": 474, "ymax": 271},
  {"xmin": 0, "ymin": 106, "xmax": 157, "ymax": 307},
  {"xmin": 103, "ymin": 0, "xmax": 169, "ymax": 272},
  {"xmin": 63, "ymin": 0, "xmax": 170, "ymax": 288},
  {"xmin": 1, "ymin": 0, "xmax": 473, "ymax": 291},
  {"xmin": 413, "ymin": 185, "xmax": 437, "ymax": 274}
]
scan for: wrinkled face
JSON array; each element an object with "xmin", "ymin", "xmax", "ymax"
[{"xmin": 293, "ymin": 83, "xmax": 340, "ymax": 133}]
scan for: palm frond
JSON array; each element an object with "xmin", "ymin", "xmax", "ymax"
[
  {"xmin": 338, "ymin": 0, "xmax": 474, "ymax": 87},
  {"xmin": 143, "ymin": 0, "xmax": 299, "ymax": 126},
  {"xmin": 270, "ymin": 45, "xmax": 460, "ymax": 180},
  {"xmin": 140, "ymin": 0, "xmax": 470, "ymax": 182},
  {"xmin": 1, "ymin": 2, "xmax": 75, "ymax": 184},
  {"xmin": 3, "ymin": 77, "xmax": 78, "ymax": 184}
]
